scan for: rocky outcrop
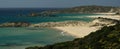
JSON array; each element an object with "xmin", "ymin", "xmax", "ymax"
[
  {"xmin": 90, "ymin": 17, "xmax": 120, "ymax": 27},
  {"xmin": 30, "ymin": 21, "xmax": 87, "ymax": 27},
  {"xmin": 30, "ymin": 17, "xmax": 120, "ymax": 27},
  {"xmin": 1, "ymin": 17, "xmax": 119, "ymax": 27},
  {"xmin": 0, "ymin": 22, "xmax": 30, "ymax": 27},
  {"xmin": 25, "ymin": 12, "xmax": 57, "ymax": 17},
  {"xmin": 17, "ymin": 12, "xmax": 57, "ymax": 17}
]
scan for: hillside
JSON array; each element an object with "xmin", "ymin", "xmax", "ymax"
[
  {"xmin": 26, "ymin": 5, "xmax": 120, "ymax": 17},
  {"xmin": 26, "ymin": 23, "xmax": 120, "ymax": 49},
  {"xmin": 40, "ymin": 5, "xmax": 120, "ymax": 14}
]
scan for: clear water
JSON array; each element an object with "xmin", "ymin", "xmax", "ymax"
[
  {"xmin": 0, "ymin": 27, "xmax": 74, "ymax": 49},
  {"xmin": 0, "ymin": 13, "xmax": 95, "ymax": 24},
  {"xmin": 0, "ymin": 8, "xmax": 98, "ymax": 49}
]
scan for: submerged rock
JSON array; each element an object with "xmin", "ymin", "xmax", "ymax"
[
  {"xmin": 0, "ymin": 22, "xmax": 30, "ymax": 27},
  {"xmin": 30, "ymin": 21, "xmax": 87, "ymax": 27}
]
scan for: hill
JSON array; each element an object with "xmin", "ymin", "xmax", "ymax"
[
  {"xmin": 26, "ymin": 23, "xmax": 120, "ymax": 49},
  {"xmin": 26, "ymin": 5, "xmax": 120, "ymax": 17},
  {"xmin": 40, "ymin": 5, "xmax": 120, "ymax": 14}
]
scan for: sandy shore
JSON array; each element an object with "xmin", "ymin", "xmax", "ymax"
[
  {"xmin": 30, "ymin": 14, "xmax": 120, "ymax": 38},
  {"xmin": 54, "ymin": 25, "xmax": 101, "ymax": 38},
  {"xmin": 54, "ymin": 14, "xmax": 120, "ymax": 38}
]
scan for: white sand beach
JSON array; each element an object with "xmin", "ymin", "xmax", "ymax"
[
  {"xmin": 54, "ymin": 14, "xmax": 120, "ymax": 38},
  {"xmin": 54, "ymin": 25, "xmax": 100, "ymax": 38}
]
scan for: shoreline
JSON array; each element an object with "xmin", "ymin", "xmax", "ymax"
[
  {"xmin": 53, "ymin": 25, "xmax": 100, "ymax": 38},
  {"xmin": 87, "ymin": 15, "xmax": 120, "ymax": 20},
  {"xmin": 0, "ymin": 14, "xmax": 119, "ymax": 38},
  {"xmin": 52, "ymin": 15, "xmax": 120, "ymax": 38}
]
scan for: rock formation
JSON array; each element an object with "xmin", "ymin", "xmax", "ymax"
[{"xmin": 0, "ymin": 22, "xmax": 30, "ymax": 27}]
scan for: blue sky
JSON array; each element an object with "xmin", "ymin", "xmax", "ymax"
[{"xmin": 0, "ymin": 0, "xmax": 120, "ymax": 8}]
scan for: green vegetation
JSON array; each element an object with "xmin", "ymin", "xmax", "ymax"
[
  {"xmin": 41, "ymin": 5, "xmax": 120, "ymax": 14},
  {"xmin": 26, "ymin": 23, "xmax": 120, "ymax": 49},
  {"xmin": 22, "ymin": 5, "xmax": 120, "ymax": 17}
]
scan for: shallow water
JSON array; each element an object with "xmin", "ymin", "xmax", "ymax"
[
  {"xmin": 0, "ymin": 27, "xmax": 74, "ymax": 49},
  {"xmin": 0, "ymin": 13, "xmax": 95, "ymax": 24}
]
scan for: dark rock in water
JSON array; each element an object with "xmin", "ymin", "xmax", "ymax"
[
  {"xmin": 0, "ymin": 22, "xmax": 30, "ymax": 27},
  {"xmin": 0, "ymin": 43, "xmax": 24, "ymax": 46},
  {"xmin": 17, "ymin": 14, "xmax": 27, "ymax": 17},
  {"xmin": 22, "ymin": 12, "xmax": 58, "ymax": 17}
]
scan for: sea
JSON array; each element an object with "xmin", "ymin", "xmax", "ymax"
[{"xmin": 0, "ymin": 8, "xmax": 98, "ymax": 49}]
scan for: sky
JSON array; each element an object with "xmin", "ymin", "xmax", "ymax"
[{"xmin": 0, "ymin": 0, "xmax": 120, "ymax": 8}]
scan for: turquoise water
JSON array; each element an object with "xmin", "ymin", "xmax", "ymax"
[
  {"xmin": 0, "ymin": 13, "xmax": 95, "ymax": 24},
  {"xmin": 0, "ymin": 9, "xmax": 99, "ymax": 49},
  {"xmin": 0, "ymin": 13, "xmax": 98, "ymax": 49},
  {"xmin": 0, "ymin": 27, "xmax": 74, "ymax": 49}
]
